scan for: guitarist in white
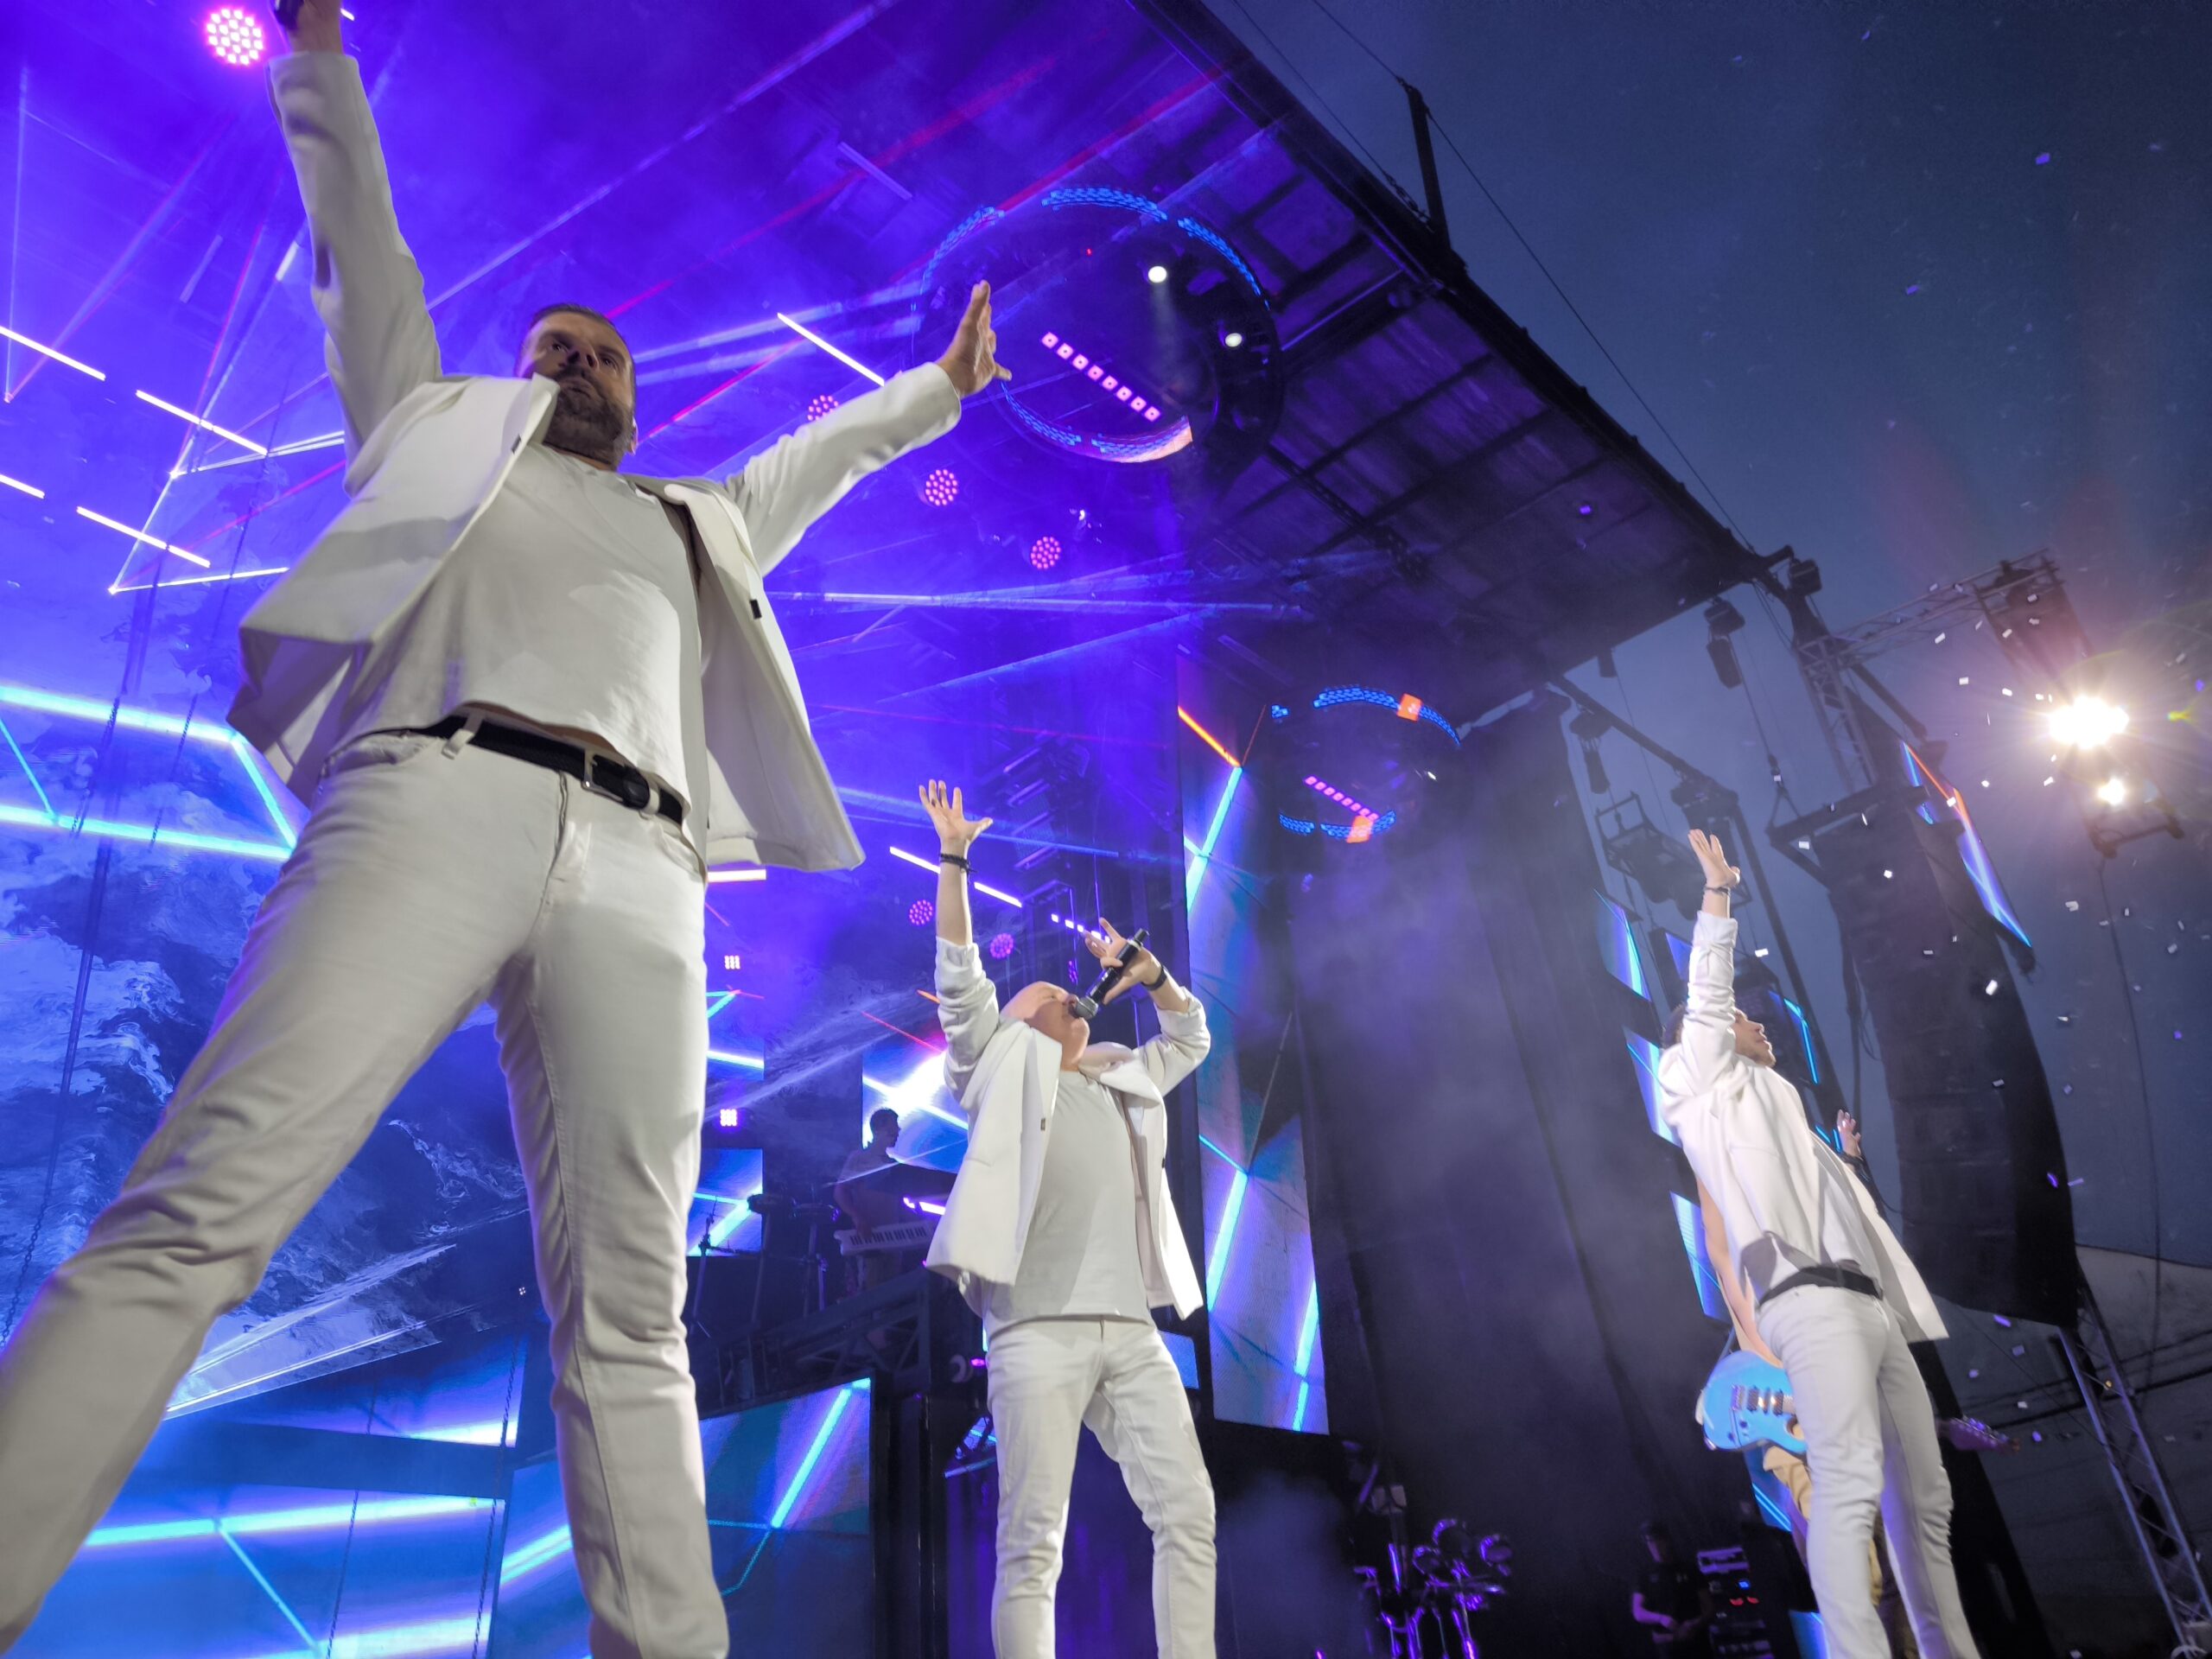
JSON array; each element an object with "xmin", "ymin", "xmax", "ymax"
[{"xmin": 1660, "ymin": 830, "xmax": 1979, "ymax": 1659}]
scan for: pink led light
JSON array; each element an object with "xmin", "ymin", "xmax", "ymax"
[
  {"xmin": 1143, "ymin": 407, "xmax": 1161, "ymax": 423},
  {"xmin": 204, "ymin": 6, "xmax": 267, "ymax": 66},
  {"xmin": 1305, "ymin": 775, "xmax": 1379, "ymax": 819},
  {"xmin": 1056, "ymin": 344, "xmax": 1073, "ymax": 359},
  {"xmin": 1040, "ymin": 332, "xmax": 1059, "ymax": 347},
  {"xmin": 1115, "ymin": 386, "xmax": 1133, "ymax": 402},
  {"xmin": 1072, "ymin": 353, "xmax": 1089, "ymax": 369},
  {"xmin": 1102, "ymin": 375, "xmax": 1117, "ymax": 390},
  {"xmin": 920, "ymin": 467, "xmax": 959, "ymax": 507},
  {"xmin": 1029, "ymin": 535, "xmax": 1062, "ymax": 571},
  {"xmin": 1086, "ymin": 365, "xmax": 1103, "ymax": 381},
  {"xmin": 805, "ymin": 393, "xmax": 840, "ymax": 423},
  {"xmin": 908, "ymin": 898, "xmax": 936, "ymax": 926}
]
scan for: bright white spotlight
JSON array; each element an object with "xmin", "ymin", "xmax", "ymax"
[
  {"xmin": 2050, "ymin": 695, "xmax": 2129, "ymax": 749},
  {"xmin": 1146, "ymin": 264, "xmax": 1168, "ymax": 285},
  {"xmin": 2095, "ymin": 777, "xmax": 2128, "ymax": 807},
  {"xmin": 1224, "ymin": 331, "xmax": 1243, "ymax": 348}
]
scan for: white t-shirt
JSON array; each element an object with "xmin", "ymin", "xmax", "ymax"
[
  {"xmin": 984, "ymin": 1070, "xmax": 1156, "ymax": 1336},
  {"xmin": 333, "ymin": 444, "xmax": 709, "ymax": 848}
]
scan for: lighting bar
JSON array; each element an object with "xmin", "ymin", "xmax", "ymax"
[
  {"xmin": 1293, "ymin": 1282, "xmax": 1321, "ymax": 1377},
  {"xmin": 0, "ymin": 721, "xmax": 57, "ymax": 818},
  {"xmin": 1, "ymin": 473, "xmax": 45, "ymax": 499},
  {"xmin": 888, "ymin": 842, "xmax": 1022, "ymax": 906},
  {"xmin": 901, "ymin": 1195, "xmax": 948, "ymax": 1216},
  {"xmin": 1038, "ymin": 330, "xmax": 1163, "ymax": 421},
  {"xmin": 0, "ymin": 683, "xmax": 230, "ymax": 741},
  {"xmin": 774, "ymin": 313, "xmax": 886, "ymax": 385},
  {"xmin": 1177, "ymin": 706, "xmax": 1240, "ymax": 769},
  {"xmin": 217, "ymin": 1524, "xmax": 321, "ymax": 1655},
  {"xmin": 707, "ymin": 868, "xmax": 767, "ymax": 883},
  {"xmin": 769, "ymin": 1381, "xmax": 868, "ymax": 1529},
  {"xmin": 87, "ymin": 1495, "xmax": 490, "ymax": 1548},
  {"xmin": 135, "ymin": 390, "xmax": 268, "ymax": 456},
  {"xmin": 75, "ymin": 506, "xmax": 212, "ymax": 569},
  {"xmin": 0, "ymin": 323, "xmax": 104, "ymax": 381},
  {"xmin": 707, "ymin": 1049, "xmax": 765, "ymax": 1071},
  {"xmin": 1302, "ymin": 774, "xmax": 1378, "ymax": 820},
  {"xmin": 228, "ymin": 734, "xmax": 298, "ymax": 850},
  {"xmin": 1205, "ymin": 1164, "xmax": 1248, "ymax": 1304}
]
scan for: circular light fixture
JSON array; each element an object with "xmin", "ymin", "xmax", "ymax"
[
  {"xmin": 988, "ymin": 932, "xmax": 1016, "ymax": 960},
  {"xmin": 1147, "ymin": 264, "xmax": 1169, "ymax": 284},
  {"xmin": 920, "ymin": 467, "xmax": 959, "ymax": 507},
  {"xmin": 805, "ymin": 393, "xmax": 840, "ymax": 423},
  {"xmin": 2049, "ymin": 695, "xmax": 2128, "ymax": 749},
  {"xmin": 1224, "ymin": 331, "xmax": 1244, "ymax": 348},
  {"xmin": 908, "ymin": 898, "xmax": 937, "ymax": 926},
  {"xmin": 2095, "ymin": 777, "xmax": 2128, "ymax": 807},
  {"xmin": 1028, "ymin": 535, "xmax": 1062, "ymax": 571},
  {"xmin": 205, "ymin": 6, "xmax": 268, "ymax": 67}
]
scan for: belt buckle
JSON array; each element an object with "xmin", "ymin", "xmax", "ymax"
[{"xmin": 578, "ymin": 744, "xmax": 642, "ymax": 810}]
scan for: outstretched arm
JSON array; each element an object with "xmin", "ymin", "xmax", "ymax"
[
  {"xmin": 1674, "ymin": 829, "xmax": 1744, "ymax": 1094},
  {"xmin": 268, "ymin": 0, "xmax": 442, "ymax": 458},
  {"xmin": 921, "ymin": 781, "xmax": 1001, "ymax": 1104},
  {"xmin": 718, "ymin": 283, "xmax": 1006, "ymax": 575}
]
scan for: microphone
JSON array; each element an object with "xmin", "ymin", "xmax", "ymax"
[
  {"xmin": 273, "ymin": 0, "xmax": 306, "ymax": 27},
  {"xmin": 1070, "ymin": 929, "xmax": 1148, "ymax": 1020}
]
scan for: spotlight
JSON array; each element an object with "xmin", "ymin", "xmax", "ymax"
[
  {"xmin": 2095, "ymin": 777, "xmax": 2128, "ymax": 807},
  {"xmin": 908, "ymin": 898, "xmax": 936, "ymax": 926},
  {"xmin": 1028, "ymin": 535, "xmax": 1062, "ymax": 571},
  {"xmin": 2050, "ymin": 695, "xmax": 2128, "ymax": 749},
  {"xmin": 804, "ymin": 393, "xmax": 840, "ymax": 423},
  {"xmin": 988, "ymin": 932, "xmax": 1015, "ymax": 960},
  {"xmin": 204, "ymin": 6, "xmax": 267, "ymax": 66},
  {"xmin": 1704, "ymin": 597, "xmax": 1745, "ymax": 690},
  {"xmin": 717, "ymin": 1106, "xmax": 741, "ymax": 1129},
  {"xmin": 920, "ymin": 467, "xmax": 959, "ymax": 507},
  {"xmin": 1224, "ymin": 331, "xmax": 1244, "ymax": 348},
  {"xmin": 1147, "ymin": 264, "xmax": 1169, "ymax": 284}
]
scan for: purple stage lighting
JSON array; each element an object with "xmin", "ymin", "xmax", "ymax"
[
  {"xmin": 920, "ymin": 467, "xmax": 959, "ymax": 507},
  {"xmin": 988, "ymin": 932, "xmax": 1015, "ymax": 959},
  {"xmin": 908, "ymin": 898, "xmax": 935, "ymax": 926},
  {"xmin": 805, "ymin": 393, "xmax": 840, "ymax": 423},
  {"xmin": 204, "ymin": 6, "xmax": 267, "ymax": 67},
  {"xmin": 1029, "ymin": 535, "xmax": 1062, "ymax": 570}
]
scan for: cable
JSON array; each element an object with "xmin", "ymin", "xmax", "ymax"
[
  {"xmin": 2094, "ymin": 858, "xmax": 2165, "ymax": 1399},
  {"xmin": 1301, "ymin": 0, "xmax": 1757, "ymax": 550},
  {"xmin": 1221, "ymin": 0, "xmax": 1414, "ymax": 207}
]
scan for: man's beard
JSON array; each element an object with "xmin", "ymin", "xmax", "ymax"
[{"xmin": 543, "ymin": 376, "xmax": 630, "ymax": 466}]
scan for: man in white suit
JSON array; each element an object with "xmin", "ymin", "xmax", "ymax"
[
  {"xmin": 916, "ymin": 781, "xmax": 1217, "ymax": 1658},
  {"xmin": 0, "ymin": 2, "xmax": 1001, "ymax": 1654},
  {"xmin": 1660, "ymin": 829, "xmax": 1980, "ymax": 1659}
]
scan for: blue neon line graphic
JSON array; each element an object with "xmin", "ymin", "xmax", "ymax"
[
  {"xmin": 86, "ymin": 1495, "xmax": 491, "ymax": 1547},
  {"xmin": 1185, "ymin": 767, "xmax": 1243, "ymax": 908},
  {"xmin": 217, "ymin": 1523, "xmax": 322, "ymax": 1654},
  {"xmin": 1293, "ymin": 1282, "xmax": 1321, "ymax": 1376},
  {"xmin": 0, "ymin": 683, "xmax": 232, "ymax": 741},
  {"xmin": 1205, "ymin": 1165, "xmax": 1248, "ymax": 1305},
  {"xmin": 769, "ymin": 1381, "xmax": 867, "ymax": 1529},
  {"xmin": 1292, "ymin": 1380, "xmax": 1312, "ymax": 1433},
  {"xmin": 1198, "ymin": 1134, "xmax": 1237, "ymax": 1165},
  {"xmin": 0, "ymin": 804, "xmax": 292, "ymax": 860},
  {"xmin": 0, "ymin": 716, "xmax": 55, "ymax": 817},
  {"xmin": 499, "ymin": 1522, "xmax": 574, "ymax": 1585},
  {"xmin": 227, "ymin": 734, "xmax": 297, "ymax": 849},
  {"xmin": 707, "ymin": 1049, "xmax": 765, "ymax": 1071},
  {"xmin": 705, "ymin": 990, "xmax": 736, "ymax": 1020},
  {"xmin": 1779, "ymin": 996, "xmax": 1821, "ymax": 1084}
]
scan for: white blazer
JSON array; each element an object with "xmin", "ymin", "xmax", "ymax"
[
  {"xmin": 923, "ymin": 940, "xmax": 1210, "ymax": 1320},
  {"xmin": 1658, "ymin": 912, "xmax": 1946, "ymax": 1342},
  {"xmin": 235, "ymin": 52, "xmax": 959, "ymax": 871}
]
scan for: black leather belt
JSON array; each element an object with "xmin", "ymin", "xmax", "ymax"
[
  {"xmin": 410, "ymin": 715, "xmax": 684, "ymax": 826},
  {"xmin": 1759, "ymin": 1263, "xmax": 1881, "ymax": 1307}
]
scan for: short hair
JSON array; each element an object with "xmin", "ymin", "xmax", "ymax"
[
  {"xmin": 521, "ymin": 303, "xmax": 633, "ymax": 379},
  {"xmin": 868, "ymin": 1107, "xmax": 901, "ymax": 1138}
]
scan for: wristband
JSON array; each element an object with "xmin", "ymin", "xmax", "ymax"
[
  {"xmin": 1703, "ymin": 884, "xmax": 1732, "ymax": 894},
  {"xmin": 939, "ymin": 852, "xmax": 969, "ymax": 871}
]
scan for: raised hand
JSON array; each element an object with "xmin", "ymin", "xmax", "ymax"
[
  {"xmin": 1084, "ymin": 917, "xmax": 1160, "ymax": 990},
  {"xmin": 1687, "ymin": 827, "xmax": 1740, "ymax": 892},
  {"xmin": 1836, "ymin": 1109, "xmax": 1864, "ymax": 1160},
  {"xmin": 270, "ymin": 0, "xmax": 343, "ymax": 54},
  {"xmin": 918, "ymin": 779, "xmax": 992, "ymax": 853},
  {"xmin": 936, "ymin": 282, "xmax": 1010, "ymax": 397}
]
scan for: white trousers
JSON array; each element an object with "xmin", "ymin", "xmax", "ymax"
[
  {"xmin": 0, "ymin": 730, "xmax": 725, "ymax": 1659},
  {"xmin": 987, "ymin": 1318, "xmax": 1216, "ymax": 1658},
  {"xmin": 1758, "ymin": 1286, "xmax": 1980, "ymax": 1659}
]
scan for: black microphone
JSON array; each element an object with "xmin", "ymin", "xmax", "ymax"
[
  {"xmin": 1070, "ymin": 929, "xmax": 1148, "ymax": 1020},
  {"xmin": 273, "ymin": 0, "xmax": 306, "ymax": 28}
]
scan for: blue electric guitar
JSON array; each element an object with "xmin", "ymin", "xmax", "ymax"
[{"xmin": 1701, "ymin": 1351, "xmax": 2017, "ymax": 1458}]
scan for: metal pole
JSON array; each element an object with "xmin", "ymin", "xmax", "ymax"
[{"xmin": 1401, "ymin": 80, "xmax": 1451, "ymax": 248}]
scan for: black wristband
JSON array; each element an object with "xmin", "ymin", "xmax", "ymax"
[
  {"xmin": 1142, "ymin": 964, "xmax": 1167, "ymax": 989},
  {"xmin": 938, "ymin": 852, "xmax": 969, "ymax": 871},
  {"xmin": 1704, "ymin": 884, "xmax": 1732, "ymax": 894}
]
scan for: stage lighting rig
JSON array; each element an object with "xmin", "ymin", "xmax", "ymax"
[
  {"xmin": 914, "ymin": 188, "xmax": 1282, "ymax": 481},
  {"xmin": 1255, "ymin": 687, "xmax": 1459, "ymax": 851},
  {"xmin": 1704, "ymin": 597, "xmax": 1746, "ymax": 690},
  {"xmin": 2050, "ymin": 695, "xmax": 2129, "ymax": 749}
]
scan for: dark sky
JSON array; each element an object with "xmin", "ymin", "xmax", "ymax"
[{"xmin": 1214, "ymin": 0, "xmax": 2212, "ymax": 1263}]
